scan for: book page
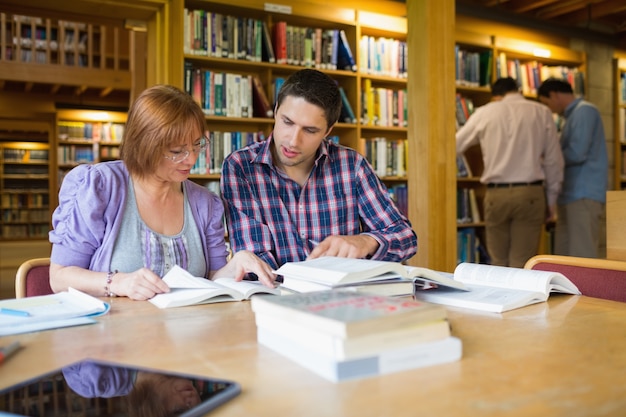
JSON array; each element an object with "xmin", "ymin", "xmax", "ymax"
[
  {"xmin": 162, "ymin": 265, "xmax": 218, "ymax": 289},
  {"xmin": 0, "ymin": 289, "xmax": 108, "ymax": 329},
  {"xmin": 273, "ymin": 257, "xmax": 405, "ymax": 285},
  {"xmin": 214, "ymin": 278, "xmax": 280, "ymax": 298},
  {"xmin": 414, "ymin": 285, "xmax": 539, "ymax": 313},
  {"xmin": 404, "ymin": 267, "xmax": 468, "ymax": 291},
  {"xmin": 453, "ymin": 263, "xmax": 575, "ymax": 295}
]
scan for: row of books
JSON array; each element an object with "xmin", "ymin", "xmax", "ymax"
[
  {"xmin": 0, "ymin": 224, "xmax": 49, "ymax": 239},
  {"xmin": 2, "ymin": 208, "xmax": 48, "ymax": 223},
  {"xmin": 496, "ymin": 53, "xmax": 585, "ymax": 96},
  {"xmin": 457, "ymin": 227, "xmax": 487, "ymax": 264},
  {"xmin": 58, "ymin": 121, "xmax": 125, "ymax": 143},
  {"xmin": 2, "ymin": 165, "xmax": 48, "ymax": 175},
  {"xmin": 387, "ymin": 184, "xmax": 408, "ymax": 218},
  {"xmin": 184, "ymin": 66, "xmax": 275, "ymax": 119},
  {"xmin": 457, "ymin": 188, "xmax": 480, "ymax": 225},
  {"xmin": 363, "ymin": 137, "xmax": 407, "ymax": 178},
  {"xmin": 455, "ymin": 94, "xmax": 475, "ymax": 127},
  {"xmin": 1, "ymin": 193, "xmax": 48, "ymax": 209},
  {"xmin": 57, "ymin": 145, "xmax": 96, "ymax": 165},
  {"xmin": 359, "ymin": 35, "xmax": 408, "ymax": 78},
  {"xmin": 191, "ymin": 130, "xmax": 266, "ymax": 175},
  {"xmin": 2, "ymin": 149, "xmax": 48, "ymax": 162},
  {"xmin": 455, "ymin": 46, "xmax": 492, "ymax": 87},
  {"xmin": 361, "ymin": 82, "xmax": 408, "ymax": 127},
  {"xmin": 183, "ymin": 9, "xmax": 357, "ymax": 72}
]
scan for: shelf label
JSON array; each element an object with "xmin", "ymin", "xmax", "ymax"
[{"xmin": 264, "ymin": 3, "xmax": 292, "ymax": 15}]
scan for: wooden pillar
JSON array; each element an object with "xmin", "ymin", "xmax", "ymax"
[{"xmin": 406, "ymin": 0, "xmax": 457, "ymax": 271}]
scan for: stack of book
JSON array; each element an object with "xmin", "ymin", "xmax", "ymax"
[{"xmin": 251, "ymin": 291, "xmax": 462, "ymax": 382}]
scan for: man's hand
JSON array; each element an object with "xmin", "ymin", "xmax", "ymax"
[
  {"xmin": 308, "ymin": 235, "xmax": 379, "ymax": 260},
  {"xmin": 212, "ymin": 250, "xmax": 276, "ymax": 288}
]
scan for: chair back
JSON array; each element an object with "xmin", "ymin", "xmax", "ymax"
[
  {"xmin": 525, "ymin": 255, "xmax": 626, "ymax": 303},
  {"xmin": 15, "ymin": 257, "xmax": 53, "ymax": 298}
]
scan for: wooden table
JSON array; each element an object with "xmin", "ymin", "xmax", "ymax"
[{"xmin": 1, "ymin": 294, "xmax": 625, "ymax": 416}]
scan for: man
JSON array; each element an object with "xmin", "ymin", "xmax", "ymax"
[
  {"xmin": 221, "ymin": 69, "xmax": 417, "ymax": 269},
  {"xmin": 456, "ymin": 77, "xmax": 563, "ymax": 267},
  {"xmin": 538, "ymin": 78, "xmax": 608, "ymax": 258}
]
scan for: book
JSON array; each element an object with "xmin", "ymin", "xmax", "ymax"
[
  {"xmin": 280, "ymin": 277, "xmax": 415, "ymax": 297},
  {"xmin": 0, "ymin": 288, "xmax": 110, "ymax": 336},
  {"xmin": 337, "ymin": 29, "xmax": 357, "ymax": 72},
  {"xmin": 251, "ymin": 75, "xmax": 273, "ymax": 118},
  {"xmin": 258, "ymin": 327, "xmax": 462, "ymax": 382},
  {"xmin": 148, "ymin": 265, "xmax": 281, "ymax": 309},
  {"xmin": 255, "ymin": 312, "xmax": 451, "ymax": 360},
  {"xmin": 273, "ymin": 256, "xmax": 468, "ymax": 292},
  {"xmin": 413, "ymin": 263, "xmax": 581, "ymax": 313},
  {"xmin": 338, "ymin": 86, "xmax": 357, "ymax": 123},
  {"xmin": 250, "ymin": 290, "xmax": 448, "ymax": 338}
]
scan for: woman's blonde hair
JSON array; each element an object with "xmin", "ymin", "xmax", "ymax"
[{"xmin": 120, "ymin": 84, "xmax": 206, "ymax": 178}]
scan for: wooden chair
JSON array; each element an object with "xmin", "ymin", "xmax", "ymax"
[
  {"xmin": 524, "ymin": 254, "xmax": 626, "ymax": 303},
  {"xmin": 15, "ymin": 257, "xmax": 53, "ymax": 298}
]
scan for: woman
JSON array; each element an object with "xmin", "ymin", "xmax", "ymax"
[{"xmin": 49, "ymin": 85, "xmax": 274, "ymax": 300}]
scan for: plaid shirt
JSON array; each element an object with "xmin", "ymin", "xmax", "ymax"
[{"xmin": 220, "ymin": 136, "xmax": 417, "ymax": 269}]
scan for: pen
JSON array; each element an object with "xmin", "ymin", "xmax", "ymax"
[
  {"xmin": 0, "ymin": 341, "xmax": 21, "ymax": 365},
  {"xmin": 0, "ymin": 307, "xmax": 30, "ymax": 317}
]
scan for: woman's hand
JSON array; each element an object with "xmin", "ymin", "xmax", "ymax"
[
  {"xmin": 110, "ymin": 268, "xmax": 171, "ymax": 301},
  {"xmin": 212, "ymin": 251, "xmax": 276, "ymax": 288}
]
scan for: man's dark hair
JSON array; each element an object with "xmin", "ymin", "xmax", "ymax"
[
  {"xmin": 537, "ymin": 78, "xmax": 573, "ymax": 98},
  {"xmin": 491, "ymin": 77, "xmax": 519, "ymax": 97},
  {"xmin": 276, "ymin": 69, "xmax": 342, "ymax": 130}
]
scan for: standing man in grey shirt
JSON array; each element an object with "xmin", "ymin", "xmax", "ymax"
[
  {"xmin": 456, "ymin": 77, "xmax": 564, "ymax": 267},
  {"xmin": 538, "ymin": 78, "xmax": 608, "ymax": 258}
]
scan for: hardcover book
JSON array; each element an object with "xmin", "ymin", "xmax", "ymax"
[
  {"xmin": 250, "ymin": 290, "xmax": 448, "ymax": 338},
  {"xmin": 258, "ymin": 327, "xmax": 462, "ymax": 382},
  {"xmin": 255, "ymin": 313, "xmax": 451, "ymax": 360}
]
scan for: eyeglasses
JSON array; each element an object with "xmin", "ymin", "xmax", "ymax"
[{"xmin": 163, "ymin": 136, "xmax": 208, "ymax": 164}]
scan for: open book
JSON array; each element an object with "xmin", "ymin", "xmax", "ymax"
[
  {"xmin": 0, "ymin": 288, "xmax": 110, "ymax": 336},
  {"xmin": 274, "ymin": 257, "xmax": 468, "ymax": 294},
  {"xmin": 149, "ymin": 265, "xmax": 281, "ymax": 309},
  {"xmin": 412, "ymin": 263, "xmax": 581, "ymax": 313}
]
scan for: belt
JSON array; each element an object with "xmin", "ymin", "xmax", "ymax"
[{"xmin": 486, "ymin": 180, "xmax": 543, "ymax": 188}]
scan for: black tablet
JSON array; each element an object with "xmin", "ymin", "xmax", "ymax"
[{"xmin": 0, "ymin": 358, "xmax": 241, "ymax": 417}]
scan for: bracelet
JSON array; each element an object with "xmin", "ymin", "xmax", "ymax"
[{"xmin": 105, "ymin": 270, "xmax": 118, "ymax": 297}]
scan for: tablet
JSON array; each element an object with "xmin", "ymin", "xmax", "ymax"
[{"xmin": 0, "ymin": 358, "xmax": 241, "ymax": 417}]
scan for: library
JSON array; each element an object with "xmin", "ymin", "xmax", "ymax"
[
  {"xmin": 1, "ymin": 1, "xmax": 626, "ymax": 415},
  {"xmin": 0, "ymin": 0, "xmax": 625, "ymax": 294}
]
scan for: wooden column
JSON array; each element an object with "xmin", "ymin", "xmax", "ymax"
[{"xmin": 406, "ymin": 0, "xmax": 457, "ymax": 271}]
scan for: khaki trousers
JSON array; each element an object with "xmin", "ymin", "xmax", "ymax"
[
  {"xmin": 554, "ymin": 198, "xmax": 605, "ymax": 258},
  {"xmin": 484, "ymin": 185, "xmax": 546, "ymax": 268}
]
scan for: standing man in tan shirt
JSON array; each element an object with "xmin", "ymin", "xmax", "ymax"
[{"xmin": 456, "ymin": 77, "xmax": 564, "ymax": 267}]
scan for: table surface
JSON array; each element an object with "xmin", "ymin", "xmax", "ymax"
[{"xmin": 1, "ymin": 294, "xmax": 625, "ymax": 417}]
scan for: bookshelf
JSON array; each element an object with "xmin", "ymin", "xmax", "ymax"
[
  {"xmin": 176, "ymin": 1, "xmax": 408, "ymax": 213},
  {"xmin": 0, "ymin": 119, "xmax": 52, "ymax": 242},
  {"xmin": 55, "ymin": 109, "xmax": 126, "ymax": 191},
  {"xmin": 615, "ymin": 57, "xmax": 626, "ymax": 190},
  {"xmin": 453, "ymin": 30, "xmax": 587, "ymax": 262}
]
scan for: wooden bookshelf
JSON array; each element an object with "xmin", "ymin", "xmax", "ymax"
[
  {"xmin": 453, "ymin": 29, "xmax": 587, "ymax": 262},
  {"xmin": 0, "ymin": 119, "xmax": 52, "ymax": 242},
  {"xmin": 174, "ymin": 1, "xmax": 408, "ymax": 214},
  {"xmin": 55, "ymin": 109, "xmax": 127, "ymax": 192}
]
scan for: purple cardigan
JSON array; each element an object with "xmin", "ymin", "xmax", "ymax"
[{"xmin": 49, "ymin": 160, "xmax": 228, "ymax": 275}]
